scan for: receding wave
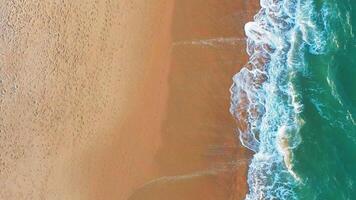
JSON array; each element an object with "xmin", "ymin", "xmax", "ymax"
[{"xmin": 229, "ymin": 0, "xmax": 333, "ymax": 199}]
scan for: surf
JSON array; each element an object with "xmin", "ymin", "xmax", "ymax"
[
  {"xmin": 229, "ymin": 0, "xmax": 328, "ymax": 199},
  {"xmin": 231, "ymin": 0, "xmax": 356, "ymax": 199}
]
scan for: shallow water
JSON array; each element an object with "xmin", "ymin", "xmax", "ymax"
[{"xmin": 231, "ymin": 0, "xmax": 356, "ymax": 199}]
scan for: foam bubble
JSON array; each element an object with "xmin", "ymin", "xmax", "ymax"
[{"xmin": 229, "ymin": 0, "xmax": 319, "ymax": 199}]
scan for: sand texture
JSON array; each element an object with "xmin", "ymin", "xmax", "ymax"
[
  {"xmin": 0, "ymin": 0, "xmax": 258, "ymax": 199},
  {"xmin": 0, "ymin": 0, "xmax": 173, "ymax": 199},
  {"xmin": 128, "ymin": 1, "xmax": 259, "ymax": 200}
]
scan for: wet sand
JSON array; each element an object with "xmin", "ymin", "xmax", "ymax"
[
  {"xmin": 0, "ymin": 0, "xmax": 259, "ymax": 199},
  {"xmin": 129, "ymin": 0, "xmax": 259, "ymax": 200}
]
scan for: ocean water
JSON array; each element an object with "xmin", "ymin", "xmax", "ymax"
[{"xmin": 230, "ymin": 0, "xmax": 356, "ymax": 199}]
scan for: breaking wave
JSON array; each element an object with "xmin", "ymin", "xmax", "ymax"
[{"xmin": 229, "ymin": 0, "xmax": 334, "ymax": 199}]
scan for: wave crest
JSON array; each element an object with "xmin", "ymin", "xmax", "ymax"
[{"xmin": 228, "ymin": 0, "xmax": 321, "ymax": 199}]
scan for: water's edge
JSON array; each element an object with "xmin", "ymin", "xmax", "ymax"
[{"xmin": 229, "ymin": 0, "xmax": 336, "ymax": 199}]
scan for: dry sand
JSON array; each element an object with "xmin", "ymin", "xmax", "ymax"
[
  {"xmin": 0, "ymin": 0, "xmax": 173, "ymax": 199},
  {"xmin": 0, "ymin": 0, "xmax": 258, "ymax": 199}
]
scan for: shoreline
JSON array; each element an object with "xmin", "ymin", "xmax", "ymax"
[
  {"xmin": 129, "ymin": 0, "xmax": 260, "ymax": 199},
  {"xmin": 0, "ymin": 0, "xmax": 259, "ymax": 199}
]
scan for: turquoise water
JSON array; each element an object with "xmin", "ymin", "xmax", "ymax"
[{"xmin": 230, "ymin": 0, "xmax": 356, "ymax": 199}]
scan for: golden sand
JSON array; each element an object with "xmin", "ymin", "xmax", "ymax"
[
  {"xmin": 0, "ymin": 0, "xmax": 173, "ymax": 199},
  {"xmin": 0, "ymin": 0, "xmax": 259, "ymax": 199}
]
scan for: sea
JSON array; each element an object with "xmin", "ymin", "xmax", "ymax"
[{"xmin": 230, "ymin": 0, "xmax": 356, "ymax": 199}]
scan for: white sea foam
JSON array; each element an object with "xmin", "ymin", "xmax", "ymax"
[
  {"xmin": 173, "ymin": 37, "xmax": 245, "ymax": 48},
  {"xmin": 228, "ymin": 0, "xmax": 326, "ymax": 199}
]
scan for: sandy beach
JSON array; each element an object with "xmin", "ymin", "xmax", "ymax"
[
  {"xmin": 129, "ymin": 1, "xmax": 259, "ymax": 199},
  {"xmin": 0, "ymin": 0, "xmax": 258, "ymax": 199},
  {"xmin": 0, "ymin": 0, "xmax": 173, "ymax": 199}
]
